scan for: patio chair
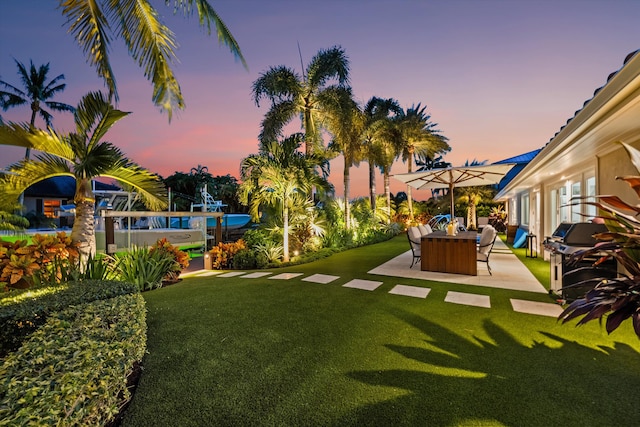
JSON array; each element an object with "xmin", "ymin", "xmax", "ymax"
[
  {"xmin": 418, "ymin": 223, "xmax": 432, "ymax": 236},
  {"xmin": 407, "ymin": 226, "xmax": 422, "ymax": 268},
  {"xmin": 477, "ymin": 225, "xmax": 498, "ymax": 275}
]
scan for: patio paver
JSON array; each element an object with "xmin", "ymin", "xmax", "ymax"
[
  {"xmin": 389, "ymin": 284, "xmax": 431, "ymax": 298},
  {"xmin": 342, "ymin": 279, "xmax": 383, "ymax": 291},
  {"xmin": 302, "ymin": 274, "xmax": 340, "ymax": 284},
  {"xmin": 445, "ymin": 291, "xmax": 491, "ymax": 308}
]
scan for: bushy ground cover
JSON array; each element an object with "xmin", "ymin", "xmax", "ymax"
[
  {"xmin": 0, "ymin": 281, "xmax": 145, "ymax": 425},
  {"xmin": 123, "ymin": 236, "xmax": 640, "ymax": 426}
]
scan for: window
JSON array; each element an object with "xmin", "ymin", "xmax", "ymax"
[
  {"xmin": 520, "ymin": 193, "xmax": 530, "ymax": 226},
  {"xmin": 43, "ymin": 199, "xmax": 61, "ymax": 218},
  {"xmin": 571, "ymin": 182, "xmax": 581, "ymax": 222},
  {"xmin": 550, "ymin": 189, "xmax": 557, "ymax": 232},
  {"xmin": 586, "ymin": 176, "xmax": 596, "ymax": 219},
  {"xmin": 559, "ymin": 185, "xmax": 570, "ymax": 223}
]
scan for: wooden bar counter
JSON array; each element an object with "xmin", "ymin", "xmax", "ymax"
[{"xmin": 421, "ymin": 230, "xmax": 478, "ymax": 275}]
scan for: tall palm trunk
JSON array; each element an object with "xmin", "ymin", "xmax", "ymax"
[
  {"xmin": 406, "ymin": 154, "xmax": 414, "ymax": 221},
  {"xmin": 18, "ymin": 106, "xmax": 39, "ymax": 209},
  {"xmin": 384, "ymin": 168, "xmax": 391, "ymax": 224},
  {"xmin": 71, "ymin": 179, "xmax": 97, "ymax": 262},
  {"xmin": 283, "ymin": 200, "xmax": 290, "ymax": 263},
  {"xmin": 344, "ymin": 159, "xmax": 351, "ymax": 230},
  {"xmin": 369, "ymin": 161, "xmax": 376, "ymax": 212}
]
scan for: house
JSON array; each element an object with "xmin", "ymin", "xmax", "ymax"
[
  {"xmin": 495, "ymin": 50, "xmax": 640, "ymax": 256},
  {"xmin": 23, "ymin": 176, "xmax": 120, "ymax": 228}
]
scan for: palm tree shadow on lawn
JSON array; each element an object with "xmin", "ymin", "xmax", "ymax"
[{"xmin": 343, "ymin": 308, "xmax": 640, "ymax": 426}]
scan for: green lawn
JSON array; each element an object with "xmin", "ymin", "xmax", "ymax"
[{"xmin": 122, "ymin": 236, "xmax": 640, "ymax": 426}]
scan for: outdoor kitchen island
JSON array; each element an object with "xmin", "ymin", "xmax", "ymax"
[{"xmin": 421, "ymin": 230, "xmax": 478, "ymax": 275}]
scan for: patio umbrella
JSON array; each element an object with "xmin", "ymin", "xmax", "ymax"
[{"xmin": 393, "ymin": 163, "xmax": 515, "ymax": 220}]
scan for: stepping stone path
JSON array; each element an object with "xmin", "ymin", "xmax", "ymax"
[{"xmin": 185, "ymin": 269, "xmax": 563, "ymax": 318}]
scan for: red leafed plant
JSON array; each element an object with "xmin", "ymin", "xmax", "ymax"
[
  {"xmin": 208, "ymin": 239, "xmax": 246, "ymax": 269},
  {"xmin": 149, "ymin": 237, "xmax": 190, "ymax": 283},
  {"xmin": 0, "ymin": 232, "xmax": 79, "ymax": 290},
  {"xmin": 559, "ymin": 142, "xmax": 640, "ymax": 338}
]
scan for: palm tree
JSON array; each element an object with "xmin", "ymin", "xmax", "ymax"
[
  {"xmin": 396, "ymin": 103, "xmax": 450, "ymax": 221},
  {"xmin": 0, "ymin": 59, "xmax": 75, "ymax": 143},
  {"xmin": 54, "ymin": 0, "xmax": 246, "ymax": 120},
  {"xmin": 239, "ymin": 134, "xmax": 332, "ymax": 262},
  {"xmin": 324, "ymin": 87, "xmax": 365, "ymax": 229},
  {"xmin": 362, "ymin": 97, "xmax": 402, "ymax": 211},
  {"xmin": 0, "ymin": 92, "xmax": 167, "ymax": 259},
  {"xmin": 457, "ymin": 159, "xmax": 491, "ymax": 230},
  {"xmin": 251, "ymin": 46, "xmax": 350, "ymax": 156},
  {"xmin": 375, "ymin": 124, "xmax": 403, "ymax": 223}
]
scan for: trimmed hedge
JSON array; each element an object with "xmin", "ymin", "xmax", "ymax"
[
  {"xmin": 0, "ymin": 280, "xmax": 138, "ymax": 357},
  {"xmin": 0, "ymin": 293, "xmax": 147, "ymax": 426}
]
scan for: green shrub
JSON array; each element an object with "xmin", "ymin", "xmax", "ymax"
[
  {"xmin": 0, "ymin": 293, "xmax": 146, "ymax": 426},
  {"xmin": 232, "ymin": 249, "xmax": 257, "ymax": 269},
  {"xmin": 0, "ymin": 280, "xmax": 138, "ymax": 357},
  {"xmin": 109, "ymin": 246, "xmax": 175, "ymax": 291}
]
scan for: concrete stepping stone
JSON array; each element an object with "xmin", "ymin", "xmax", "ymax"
[
  {"xmin": 217, "ymin": 271, "xmax": 246, "ymax": 278},
  {"xmin": 269, "ymin": 273, "xmax": 304, "ymax": 280},
  {"xmin": 242, "ymin": 272, "xmax": 272, "ymax": 279},
  {"xmin": 511, "ymin": 299, "xmax": 563, "ymax": 317},
  {"xmin": 302, "ymin": 274, "xmax": 340, "ymax": 284},
  {"xmin": 445, "ymin": 291, "xmax": 491, "ymax": 308},
  {"xmin": 343, "ymin": 279, "xmax": 383, "ymax": 291},
  {"xmin": 196, "ymin": 271, "xmax": 223, "ymax": 277},
  {"xmin": 389, "ymin": 284, "xmax": 431, "ymax": 299}
]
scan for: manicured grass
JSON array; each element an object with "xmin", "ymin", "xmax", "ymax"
[{"xmin": 122, "ymin": 236, "xmax": 640, "ymax": 426}]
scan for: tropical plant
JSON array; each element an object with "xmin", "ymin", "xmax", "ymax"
[
  {"xmin": 362, "ymin": 97, "xmax": 402, "ymax": 211},
  {"xmin": 0, "ymin": 199, "xmax": 29, "ymax": 231},
  {"xmin": 0, "ymin": 91, "xmax": 167, "ymax": 260},
  {"xmin": 456, "ymin": 159, "xmax": 492, "ymax": 230},
  {"xmin": 395, "ymin": 103, "xmax": 450, "ymax": 220},
  {"xmin": 252, "ymin": 45, "xmax": 350, "ymax": 156},
  {"xmin": 324, "ymin": 87, "xmax": 365, "ymax": 229},
  {"xmin": 108, "ymin": 246, "xmax": 175, "ymax": 291},
  {"xmin": 0, "ymin": 232, "xmax": 79, "ymax": 290},
  {"xmin": 239, "ymin": 133, "xmax": 332, "ymax": 262},
  {"xmin": 208, "ymin": 239, "xmax": 246, "ymax": 269},
  {"xmin": 0, "ymin": 59, "xmax": 75, "ymax": 157},
  {"xmin": 559, "ymin": 141, "xmax": 640, "ymax": 338},
  {"xmin": 56, "ymin": 0, "xmax": 245, "ymax": 119},
  {"xmin": 149, "ymin": 237, "xmax": 189, "ymax": 283}
]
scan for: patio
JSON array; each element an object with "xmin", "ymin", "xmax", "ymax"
[{"xmin": 368, "ymin": 237, "xmax": 547, "ymax": 294}]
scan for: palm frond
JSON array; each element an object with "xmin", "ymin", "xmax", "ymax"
[
  {"xmin": 0, "ymin": 156, "xmax": 72, "ymax": 203},
  {"xmin": 61, "ymin": 1, "xmax": 117, "ymax": 102},
  {"xmin": 306, "ymin": 46, "xmax": 350, "ymax": 88},
  {"xmin": 102, "ymin": 164, "xmax": 167, "ymax": 211},
  {"xmin": 113, "ymin": 0, "xmax": 183, "ymax": 118},
  {"xmin": 74, "ymin": 92, "xmax": 130, "ymax": 149},
  {"xmin": 252, "ymin": 66, "xmax": 301, "ymax": 106},
  {"xmin": 186, "ymin": 0, "xmax": 247, "ymax": 69}
]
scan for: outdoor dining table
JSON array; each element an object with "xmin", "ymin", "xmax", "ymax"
[{"xmin": 421, "ymin": 230, "xmax": 478, "ymax": 275}]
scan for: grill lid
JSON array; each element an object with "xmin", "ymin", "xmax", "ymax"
[{"xmin": 551, "ymin": 222, "xmax": 608, "ymax": 246}]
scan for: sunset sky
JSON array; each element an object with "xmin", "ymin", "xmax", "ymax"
[{"xmin": 1, "ymin": 0, "xmax": 639, "ymax": 200}]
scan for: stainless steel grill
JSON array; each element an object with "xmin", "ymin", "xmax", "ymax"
[{"xmin": 544, "ymin": 222, "xmax": 616, "ymax": 300}]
